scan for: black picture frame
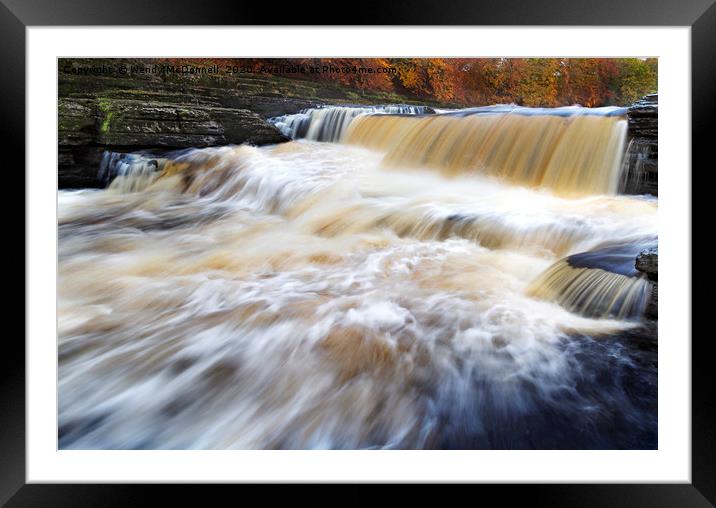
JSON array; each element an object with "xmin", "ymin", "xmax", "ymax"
[{"xmin": 5, "ymin": 0, "xmax": 710, "ymax": 504}]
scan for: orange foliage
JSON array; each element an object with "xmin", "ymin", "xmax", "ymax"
[{"xmin": 158, "ymin": 57, "xmax": 657, "ymax": 107}]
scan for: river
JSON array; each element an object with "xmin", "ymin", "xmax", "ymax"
[{"xmin": 58, "ymin": 105, "xmax": 658, "ymax": 449}]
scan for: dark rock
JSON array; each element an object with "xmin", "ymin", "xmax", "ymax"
[
  {"xmin": 215, "ymin": 95, "xmax": 325, "ymax": 119},
  {"xmin": 644, "ymin": 282, "xmax": 658, "ymax": 319},
  {"xmin": 627, "ymin": 93, "xmax": 658, "ymax": 138},
  {"xmin": 55, "ymin": 58, "xmax": 470, "ymax": 188},
  {"xmin": 58, "ymin": 96, "xmax": 288, "ymax": 188},
  {"xmin": 58, "ymin": 146, "xmax": 107, "ymax": 188},
  {"xmin": 58, "ymin": 99, "xmax": 96, "ymax": 145},
  {"xmin": 635, "ymin": 246, "xmax": 658, "ymax": 319},
  {"xmin": 635, "ymin": 247, "xmax": 658, "ymax": 280},
  {"xmin": 91, "ymin": 99, "xmax": 287, "ymax": 147},
  {"xmin": 622, "ymin": 94, "xmax": 658, "ymax": 196}
]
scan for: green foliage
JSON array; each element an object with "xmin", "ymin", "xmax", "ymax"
[
  {"xmin": 617, "ymin": 58, "xmax": 658, "ymax": 104},
  {"xmin": 97, "ymin": 98, "xmax": 114, "ymax": 134}
]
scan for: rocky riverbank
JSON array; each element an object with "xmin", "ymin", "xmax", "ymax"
[
  {"xmin": 59, "ymin": 95, "xmax": 288, "ymax": 188},
  {"xmin": 623, "ymin": 93, "xmax": 658, "ymax": 196},
  {"xmin": 636, "ymin": 246, "xmax": 658, "ymax": 319},
  {"xmin": 609, "ymin": 246, "xmax": 658, "ymax": 353},
  {"xmin": 58, "ymin": 58, "xmax": 455, "ymax": 187},
  {"xmin": 625, "ymin": 95, "xmax": 658, "ymax": 323},
  {"xmin": 58, "ymin": 60, "xmax": 659, "ymax": 197}
]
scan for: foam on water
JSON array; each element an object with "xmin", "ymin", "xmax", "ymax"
[
  {"xmin": 58, "ymin": 139, "xmax": 657, "ymax": 449},
  {"xmin": 270, "ymin": 105, "xmax": 433, "ymax": 141}
]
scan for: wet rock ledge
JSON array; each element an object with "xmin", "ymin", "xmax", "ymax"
[
  {"xmin": 57, "ymin": 58, "xmax": 450, "ymax": 189},
  {"xmin": 635, "ymin": 246, "xmax": 658, "ymax": 319},
  {"xmin": 622, "ymin": 93, "xmax": 658, "ymax": 196},
  {"xmin": 59, "ymin": 94, "xmax": 288, "ymax": 188}
]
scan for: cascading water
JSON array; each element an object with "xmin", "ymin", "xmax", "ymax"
[
  {"xmin": 58, "ymin": 104, "xmax": 657, "ymax": 450},
  {"xmin": 270, "ymin": 104, "xmax": 433, "ymax": 141},
  {"xmin": 620, "ymin": 138, "xmax": 658, "ymax": 195},
  {"xmin": 345, "ymin": 106, "xmax": 628, "ymax": 196},
  {"xmin": 98, "ymin": 151, "xmax": 161, "ymax": 188},
  {"xmin": 527, "ymin": 240, "xmax": 656, "ymax": 319}
]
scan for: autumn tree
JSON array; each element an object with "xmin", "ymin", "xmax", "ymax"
[
  {"xmin": 616, "ymin": 58, "xmax": 658, "ymax": 104},
  {"xmin": 154, "ymin": 57, "xmax": 657, "ymax": 108}
]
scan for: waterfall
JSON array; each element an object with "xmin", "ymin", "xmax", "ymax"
[
  {"xmin": 528, "ymin": 261, "xmax": 650, "ymax": 319},
  {"xmin": 272, "ymin": 104, "xmax": 631, "ymax": 197},
  {"xmin": 59, "ymin": 104, "xmax": 657, "ymax": 450},
  {"xmin": 98, "ymin": 150, "xmax": 199, "ymax": 193},
  {"xmin": 270, "ymin": 104, "xmax": 434, "ymax": 141},
  {"xmin": 620, "ymin": 138, "xmax": 658, "ymax": 195},
  {"xmin": 345, "ymin": 107, "xmax": 628, "ymax": 196},
  {"xmin": 527, "ymin": 239, "xmax": 656, "ymax": 319},
  {"xmin": 98, "ymin": 151, "xmax": 160, "ymax": 188}
]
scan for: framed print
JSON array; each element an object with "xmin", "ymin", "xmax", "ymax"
[{"xmin": 7, "ymin": 0, "xmax": 712, "ymax": 504}]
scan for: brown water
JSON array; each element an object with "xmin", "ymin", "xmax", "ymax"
[
  {"xmin": 59, "ymin": 108, "xmax": 658, "ymax": 450},
  {"xmin": 346, "ymin": 112, "xmax": 627, "ymax": 196}
]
